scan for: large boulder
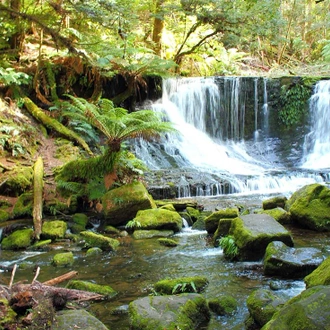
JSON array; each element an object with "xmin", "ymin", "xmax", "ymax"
[
  {"xmin": 262, "ymin": 286, "xmax": 330, "ymax": 330},
  {"xmin": 102, "ymin": 181, "xmax": 156, "ymax": 226},
  {"xmin": 286, "ymin": 183, "xmax": 330, "ymax": 231},
  {"xmin": 205, "ymin": 208, "xmax": 239, "ymax": 234},
  {"xmin": 41, "ymin": 220, "xmax": 67, "ymax": 240},
  {"xmin": 52, "ymin": 309, "xmax": 108, "ymax": 330},
  {"xmin": 228, "ymin": 214, "xmax": 293, "ymax": 261},
  {"xmin": 132, "ymin": 208, "xmax": 182, "ymax": 233},
  {"xmin": 304, "ymin": 256, "xmax": 330, "ymax": 288},
  {"xmin": 263, "ymin": 241, "xmax": 324, "ymax": 278},
  {"xmin": 1, "ymin": 228, "xmax": 34, "ymax": 250},
  {"xmin": 128, "ymin": 293, "xmax": 210, "ymax": 330}
]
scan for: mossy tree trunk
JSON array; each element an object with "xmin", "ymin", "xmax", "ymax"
[
  {"xmin": 33, "ymin": 156, "xmax": 43, "ymax": 240},
  {"xmin": 23, "ymin": 97, "xmax": 93, "ymax": 156}
]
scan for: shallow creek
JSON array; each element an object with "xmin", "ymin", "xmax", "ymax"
[{"xmin": 1, "ymin": 195, "xmax": 330, "ymax": 329}]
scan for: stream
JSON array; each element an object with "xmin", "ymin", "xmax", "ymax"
[{"xmin": 1, "ymin": 194, "xmax": 330, "ymax": 329}]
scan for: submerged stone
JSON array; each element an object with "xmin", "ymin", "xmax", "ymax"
[
  {"xmin": 264, "ymin": 241, "xmax": 324, "ymax": 278},
  {"xmin": 129, "ymin": 293, "xmax": 210, "ymax": 330},
  {"xmin": 229, "ymin": 214, "xmax": 293, "ymax": 261}
]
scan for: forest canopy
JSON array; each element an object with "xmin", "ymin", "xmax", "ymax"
[{"xmin": 0, "ymin": 0, "xmax": 330, "ymax": 80}]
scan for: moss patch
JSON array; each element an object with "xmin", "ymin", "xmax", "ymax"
[
  {"xmin": 80, "ymin": 231, "xmax": 120, "ymax": 251},
  {"xmin": 304, "ymin": 256, "xmax": 330, "ymax": 288},
  {"xmin": 1, "ymin": 228, "xmax": 34, "ymax": 250},
  {"xmin": 66, "ymin": 280, "xmax": 117, "ymax": 298}
]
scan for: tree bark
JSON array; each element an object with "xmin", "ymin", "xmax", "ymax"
[
  {"xmin": 33, "ymin": 156, "xmax": 43, "ymax": 240},
  {"xmin": 152, "ymin": 0, "xmax": 165, "ymax": 56}
]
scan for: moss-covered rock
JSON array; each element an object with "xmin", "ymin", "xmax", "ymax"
[
  {"xmin": 132, "ymin": 208, "xmax": 183, "ymax": 232},
  {"xmin": 86, "ymin": 247, "xmax": 103, "ymax": 257},
  {"xmin": 129, "ymin": 293, "xmax": 210, "ymax": 330},
  {"xmin": 264, "ymin": 241, "xmax": 324, "ymax": 278},
  {"xmin": 186, "ymin": 206, "xmax": 200, "ymax": 222},
  {"xmin": 12, "ymin": 192, "xmax": 33, "ymax": 218},
  {"xmin": 263, "ymin": 196, "xmax": 287, "ymax": 210},
  {"xmin": 205, "ymin": 208, "xmax": 239, "ymax": 234},
  {"xmin": 286, "ymin": 183, "xmax": 330, "ymax": 231},
  {"xmin": 132, "ymin": 229, "xmax": 174, "ymax": 239},
  {"xmin": 304, "ymin": 256, "xmax": 330, "ymax": 288},
  {"xmin": 80, "ymin": 231, "xmax": 120, "ymax": 251},
  {"xmin": 192, "ymin": 217, "xmax": 206, "ymax": 231},
  {"xmin": 103, "ymin": 225, "xmax": 121, "ymax": 235},
  {"xmin": 159, "ymin": 203, "xmax": 176, "ymax": 211},
  {"xmin": 213, "ymin": 218, "xmax": 236, "ymax": 246},
  {"xmin": 30, "ymin": 239, "xmax": 52, "ymax": 250},
  {"xmin": 154, "ymin": 276, "xmax": 209, "ymax": 295},
  {"xmin": 72, "ymin": 213, "xmax": 88, "ymax": 227},
  {"xmin": 41, "ymin": 220, "xmax": 67, "ymax": 240},
  {"xmin": 53, "ymin": 309, "xmax": 109, "ymax": 330},
  {"xmin": 66, "ymin": 280, "xmax": 117, "ymax": 298},
  {"xmin": 208, "ymin": 295, "xmax": 238, "ymax": 316},
  {"xmin": 102, "ymin": 181, "xmax": 156, "ymax": 226},
  {"xmin": 158, "ymin": 237, "xmax": 178, "ymax": 247},
  {"xmin": 257, "ymin": 207, "xmax": 291, "ymax": 225},
  {"xmin": 247, "ymin": 289, "xmax": 285, "ymax": 327},
  {"xmin": 52, "ymin": 251, "xmax": 74, "ymax": 267},
  {"xmin": 44, "ymin": 196, "xmax": 78, "ymax": 216},
  {"xmin": 229, "ymin": 214, "xmax": 293, "ymax": 261},
  {"xmin": 262, "ymin": 285, "xmax": 330, "ymax": 330},
  {"xmin": 1, "ymin": 228, "xmax": 34, "ymax": 250}
]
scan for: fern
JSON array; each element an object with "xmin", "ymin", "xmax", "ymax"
[
  {"xmin": 322, "ymin": 41, "xmax": 330, "ymax": 62},
  {"xmin": 0, "ymin": 67, "xmax": 30, "ymax": 86},
  {"xmin": 218, "ymin": 236, "xmax": 239, "ymax": 261}
]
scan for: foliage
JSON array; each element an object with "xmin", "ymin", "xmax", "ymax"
[
  {"xmin": 0, "ymin": 67, "xmax": 30, "ymax": 87},
  {"xmin": 321, "ymin": 41, "xmax": 330, "ymax": 62},
  {"xmin": 172, "ymin": 281, "xmax": 197, "ymax": 294},
  {"xmin": 218, "ymin": 235, "xmax": 239, "ymax": 260},
  {"xmin": 278, "ymin": 78, "xmax": 319, "ymax": 127},
  {"xmin": 125, "ymin": 219, "xmax": 142, "ymax": 230}
]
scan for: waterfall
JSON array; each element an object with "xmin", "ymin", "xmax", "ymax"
[
  {"xmin": 134, "ymin": 77, "xmax": 328, "ymax": 198},
  {"xmin": 302, "ymin": 80, "xmax": 330, "ymax": 169}
]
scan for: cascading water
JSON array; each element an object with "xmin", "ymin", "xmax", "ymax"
[
  {"xmin": 134, "ymin": 77, "xmax": 328, "ymax": 198},
  {"xmin": 302, "ymin": 80, "xmax": 330, "ymax": 169}
]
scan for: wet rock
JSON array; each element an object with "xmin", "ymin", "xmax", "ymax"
[
  {"xmin": 102, "ymin": 181, "xmax": 156, "ymax": 226},
  {"xmin": 304, "ymin": 256, "xmax": 330, "ymax": 288},
  {"xmin": 129, "ymin": 293, "xmax": 210, "ymax": 330},
  {"xmin": 257, "ymin": 207, "xmax": 291, "ymax": 225},
  {"xmin": 1, "ymin": 228, "xmax": 34, "ymax": 250},
  {"xmin": 286, "ymin": 183, "xmax": 330, "ymax": 231},
  {"xmin": 132, "ymin": 208, "xmax": 182, "ymax": 232},
  {"xmin": 41, "ymin": 220, "xmax": 67, "ymax": 240},
  {"xmin": 53, "ymin": 309, "xmax": 108, "ymax": 330},
  {"xmin": 80, "ymin": 231, "xmax": 120, "ymax": 251},
  {"xmin": 208, "ymin": 295, "xmax": 238, "ymax": 316},
  {"xmin": 52, "ymin": 252, "xmax": 74, "ymax": 267},
  {"xmin": 229, "ymin": 214, "xmax": 293, "ymax": 261},
  {"xmin": 205, "ymin": 208, "xmax": 239, "ymax": 234},
  {"xmin": 264, "ymin": 241, "xmax": 324, "ymax": 278},
  {"xmin": 262, "ymin": 196, "xmax": 287, "ymax": 210},
  {"xmin": 158, "ymin": 237, "xmax": 178, "ymax": 247},
  {"xmin": 246, "ymin": 289, "xmax": 285, "ymax": 327},
  {"xmin": 132, "ymin": 229, "xmax": 174, "ymax": 239},
  {"xmin": 263, "ymin": 286, "xmax": 330, "ymax": 329}
]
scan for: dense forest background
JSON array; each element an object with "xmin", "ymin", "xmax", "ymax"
[{"xmin": 1, "ymin": 0, "xmax": 330, "ymax": 92}]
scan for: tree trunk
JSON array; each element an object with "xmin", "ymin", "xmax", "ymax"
[
  {"xmin": 32, "ymin": 156, "xmax": 43, "ymax": 240},
  {"xmin": 23, "ymin": 97, "xmax": 93, "ymax": 156},
  {"xmin": 152, "ymin": 0, "xmax": 165, "ymax": 56}
]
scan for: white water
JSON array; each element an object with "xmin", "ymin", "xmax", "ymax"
[
  {"xmin": 302, "ymin": 80, "xmax": 330, "ymax": 169},
  {"xmin": 135, "ymin": 77, "xmax": 329, "ymax": 197}
]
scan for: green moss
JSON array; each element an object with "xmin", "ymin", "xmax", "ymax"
[
  {"xmin": 263, "ymin": 196, "xmax": 287, "ymax": 210},
  {"xmin": 1, "ymin": 228, "xmax": 34, "ymax": 250},
  {"xmin": 0, "ymin": 298, "xmax": 17, "ymax": 328},
  {"xmin": 0, "ymin": 209, "xmax": 9, "ymax": 222},
  {"xmin": 205, "ymin": 208, "xmax": 239, "ymax": 234},
  {"xmin": 186, "ymin": 206, "xmax": 200, "ymax": 221},
  {"xmin": 158, "ymin": 238, "xmax": 178, "ymax": 247},
  {"xmin": 2, "ymin": 166, "xmax": 33, "ymax": 197},
  {"xmin": 80, "ymin": 231, "xmax": 120, "ymax": 251},
  {"xmin": 208, "ymin": 295, "xmax": 238, "ymax": 315},
  {"xmin": 159, "ymin": 203, "xmax": 176, "ymax": 211},
  {"xmin": 72, "ymin": 213, "xmax": 89, "ymax": 227},
  {"xmin": 103, "ymin": 225, "xmax": 121, "ymax": 235},
  {"xmin": 12, "ymin": 192, "xmax": 33, "ymax": 218},
  {"xmin": 41, "ymin": 220, "xmax": 67, "ymax": 240},
  {"xmin": 154, "ymin": 276, "xmax": 209, "ymax": 295},
  {"xmin": 52, "ymin": 252, "xmax": 74, "ymax": 267},
  {"xmin": 66, "ymin": 280, "xmax": 117, "ymax": 298},
  {"xmin": 304, "ymin": 256, "xmax": 330, "ymax": 288},
  {"xmin": 31, "ymin": 239, "xmax": 52, "ymax": 249},
  {"xmin": 86, "ymin": 247, "xmax": 103, "ymax": 256},
  {"xmin": 257, "ymin": 208, "xmax": 291, "ymax": 224}
]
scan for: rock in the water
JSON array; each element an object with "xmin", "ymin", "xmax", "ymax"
[
  {"xmin": 229, "ymin": 214, "xmax": 293, "ymax": 261},
  {"xmin": 264, "ymin": 241, "xmax": 325, "ymax": 278},
  {"xmin": 129, "ymin": 293, "xmax": 210, "ymax": 330}
]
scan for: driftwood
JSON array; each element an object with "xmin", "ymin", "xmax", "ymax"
[
  {"xmin": 43, "ymin": 270, "xmax": 78, "ymax": 286},
  {"xmin": 33, "ymin": 156, "xmax": 44, "ymax": 240}
]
